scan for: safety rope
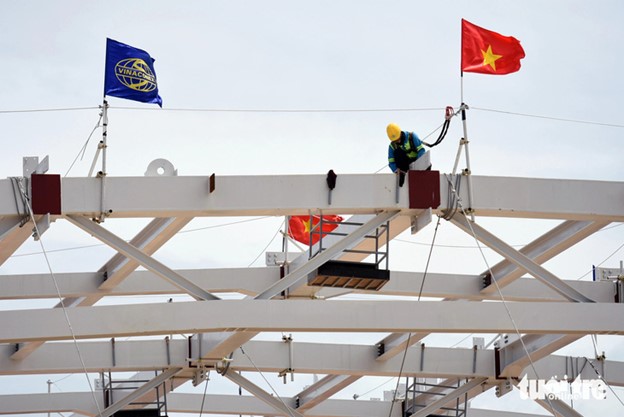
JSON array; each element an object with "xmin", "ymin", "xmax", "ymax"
[
  {"xmin": 9, "ymin": 177, "xmax": 30, "ymax": 226},
  {"xmin": 238, "ymin": 345, "xmax": 297, "ymax": 417},
  {"xmin": 14, "ymin": 181, "xmax": 104, "ymax": 417},
  {"xmin": 442, "ymin": 197, "xmax": 558, "ymax": 416},
  {"xmin": 198, "ymin": 370, "xmax": 211, "ymax": 417},
  {"xmin": 422, "ymin": 106, "xmax": 456, "ymax": 148},
  {"xmin": 388, "ymin": 216, "xmax": 442, "ymax": 417},
  {"xmin": 441, "ymin": 173, "xmax": 462, "ymax": 220},
  {"xmin": 585, "ymin": 357, "xmax": 624, "ymax": 407},
  {"xmin": 64, "ymin": 113, "xmax": 103, "ymax": 177}
]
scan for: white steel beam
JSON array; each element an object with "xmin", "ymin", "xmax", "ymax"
[
  {"xmin": 1, "ymin": 338, "xmax": 622, "ymax": 413},
  {"xmin": 0, "ymin": 391, "xmax": 103, "ymax": 416},
  {"xmin": 0, "ymin": 217, "xmax": 20, "ymax": 240},
  {"xmin": 535, "ymin": 398, "xmax": 584, "ymax": 417},
  {"xmin": 408, "ymin": 377, "xmax": 488, "ymax": 417},
  {"xmin": 448, "ymin": 176, "xmax": 624, "ymax": 221},
  {"xmin": 469, "ymin": 409, "xmax": 549, "ymax": 417},
  {"xmin": 0, "ymin": 339, "xmax": 487, "ymax": 401},
  {"xmin": 497, "ymin": 334, "xmax": 582, "ymax": 378},
  {"xmin": 232, "ymin": 340, "xmax": 496, "ymax": 379},
  {"xmin": 0, "ymin": 391, "xmax": 404, "ymax": 417},
  {"xmin": 222, "ymin": 369, "xmax": 305, "ymax": 417},
  {"xmin": 450, "ymin": 215, "xmax": 595, "ymax": 303},
  {"xmin": 169, "ymin": 392, "xmax": 403, "ymax": 417},
  {"xmin": 532, "ymin": 355, "xmax": 624, "ymax": 386},
  {"xmin": 96, "ymin": 216, "xmax": 194, "ymax": 291},
  {"xmin": 482, "ymin": 220, "xmax": 608, "ymax": 294},
  {"xmin": 2, "ymin": 175, "xmax": 623, "ymax": 221},
  {"xmin": 2, "ymin": 300, "xmax": 623, "ymax": 343},
  {"xmin": 65, "ymin": 214, "xmax": 219, "ymax": 301},
  {"xmin": 192, "ymin": 331, "xmax": 259, "ymax": 363},
  {"xmin": 0, "ymin": 339, "xmax": 189, "ymax": 374},
  {"xmin": 380, "ymin": 271, "xmax": 614, "ymax": 302},
  {"xmin": 0, "ymin": 339, "xmax": 497, "ymax": 379},
  {"xmin": 0, "ymin": 217, "xmax": 36, "ymax": 266},
  {"xmin": 295, "ymin": 374, "xmax": 361, "ymax": 410},
  {"xmin": 0, "ymin": 267, "xmax": 279, "ymax": 299},
  {"xmin": 376, "ymin": 332, "xmax": 430, "ymax": 362},
  {"xmin": 60, "ymin": 174, "xmax": 409, "ymax": 217},
  {"xmin": 0, "ymin": 268, "xmax": 616, "ymax": 303}
]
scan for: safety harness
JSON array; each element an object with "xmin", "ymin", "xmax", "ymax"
[{"xmin": 389, "ymin": 132, "xmax": 424, "ymax": 176}]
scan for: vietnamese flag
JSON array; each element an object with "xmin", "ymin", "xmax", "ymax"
[
  {"xmin": 288, "ymin": 215, "xmax": 343, "ymax": 246},
  {"xmin": 461, "ymin": 19, "xmax": 525, "ymax": 75}
]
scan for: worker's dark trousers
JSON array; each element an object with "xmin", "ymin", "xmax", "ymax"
[{"xmin": 395, "ymin": 149, "xmax": 414, "ymax": 187}]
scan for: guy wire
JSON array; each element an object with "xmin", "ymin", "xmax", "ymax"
[{"xmin": 15, "ymin": 182, "xmax": 104, "ymax": 417}]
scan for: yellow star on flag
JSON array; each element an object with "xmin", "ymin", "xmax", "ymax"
[
  {"xmin": 302, "ymin": 219, "xmax": 311, "ymax": 233},
  {"xmin": 481, "ymin": 45, "xmax": 503, "ymax": 71}
]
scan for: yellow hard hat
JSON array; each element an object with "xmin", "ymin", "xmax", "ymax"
[{"xmin": 386, "ymin": 123, "xmax": 401, "ymax": 141}]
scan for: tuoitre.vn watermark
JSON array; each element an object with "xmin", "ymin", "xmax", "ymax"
[{"xmin": 517, "ymin": 375, "xmax": 607, "ymax": 401}]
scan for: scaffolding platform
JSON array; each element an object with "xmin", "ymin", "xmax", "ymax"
[{"xmin": 310, "ymin": 260, "xmax": 390, "ymax": 291}]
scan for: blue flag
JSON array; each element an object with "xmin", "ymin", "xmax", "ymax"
[{"xmin": 104, "ymin": 38, "xmax": 162, "ymax": 107}]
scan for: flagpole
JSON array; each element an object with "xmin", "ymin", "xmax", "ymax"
[
  {"xmin": 460, "ymin": 71, "xmax": 464, "ymax": 104},
  {"xmin": 457, "ymin": 71, "xmax": 475, "ymax": 221},
  {"xmin": 98, "ymin": 98, "xmax": 109, "ymax": 222},
  {"xmin": 101, "ymin": 99, "xmax": 108, "ymax": 176}
]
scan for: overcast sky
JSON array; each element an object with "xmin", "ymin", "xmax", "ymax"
[{"xmin": 1, "ymin": 1, "xmax": 623, "ymax": 416}]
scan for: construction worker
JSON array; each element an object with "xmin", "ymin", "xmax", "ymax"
[{"xmin": 386, "ymin": 123, "xmax": 426, "ymax": 185}]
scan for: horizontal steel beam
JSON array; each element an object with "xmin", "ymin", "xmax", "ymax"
[
  {"xmin": 0, "ymin": 391, "xmax": 404, "ymax": 417},
  {"xmin": 3, "ymin": 337, "xmax": 622, "ymax": 385},
  {"xmin": 0, "ymin": 268, "xmax": 615, "ymax": 303},
  {"xmin": 1, "ymin": 175, "xmax": 622, "ymax": 220},
  {"xmin": 0, "ymin": 267, "xmax": 278, "ymax": 299},
  {"xmin": 1, "ymin": 300, "xmax": 623, "ymax": 343}
]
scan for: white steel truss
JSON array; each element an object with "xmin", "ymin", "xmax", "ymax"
[{"xmin": 0, "ymin": 165, "xmax": 623, "ymax": 417}]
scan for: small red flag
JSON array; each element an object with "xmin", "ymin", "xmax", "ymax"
[
  {"xmin": 288, "ymin": 215, "xmax": 343, "ymax": 246},
  {"xmin": 461, "ymin": 19, "xmax": 525, "ymax": 75}
]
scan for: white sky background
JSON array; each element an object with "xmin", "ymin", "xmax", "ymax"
[{"xmin": 1, "ymin": 0, "xmax": 623, "ymax": 416}]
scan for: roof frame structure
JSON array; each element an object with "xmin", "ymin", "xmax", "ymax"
[{"xmin": 0, "ymin": 165, "xmax": 623, "ymax": 416}]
